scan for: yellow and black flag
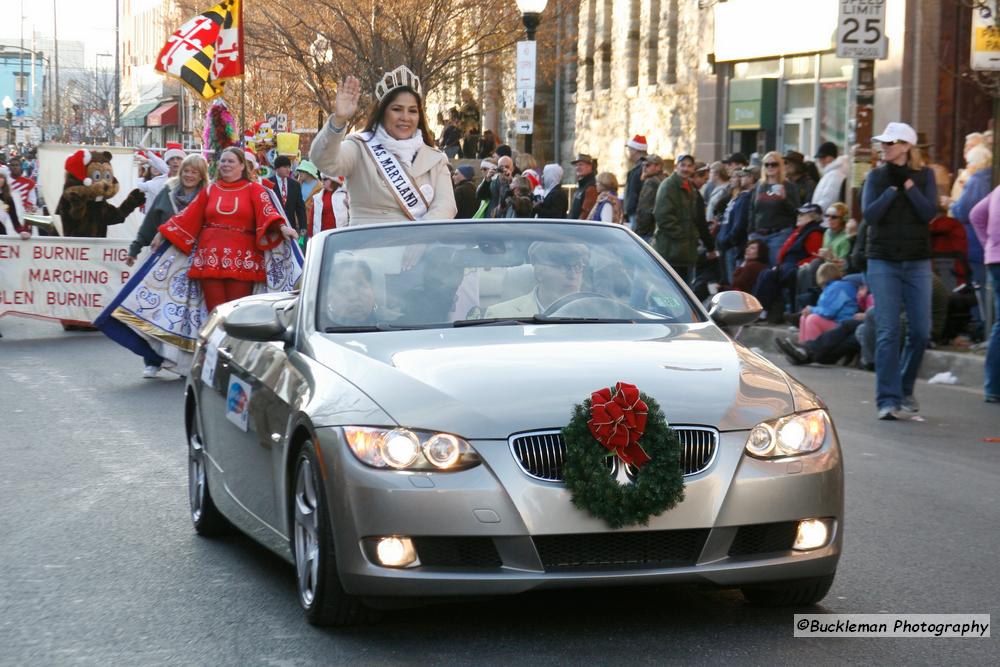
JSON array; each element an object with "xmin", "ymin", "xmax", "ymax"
[{"xmin": 155, "ymin": 0, "xmax": 244, "ymax": 100}]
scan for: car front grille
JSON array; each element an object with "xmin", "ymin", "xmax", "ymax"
[
  {"xmin": 411, "ymin": 537, "xmax": 503, "ymax": 568},
  {"xmin": 533, "ymin": 529, "xmax": 710, "ymax": 571},
  {"xmin": 510, "ymin": 427, "xmax": 718, "ymax": 482},
  {"xmin": 728, "ymin": 522, "xmax": 799, "ymax": 556}
]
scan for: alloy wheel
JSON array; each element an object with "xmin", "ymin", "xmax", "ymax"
[{"xmin": 294, "ymin": 458, "xmax": 321, "ymax": 607}]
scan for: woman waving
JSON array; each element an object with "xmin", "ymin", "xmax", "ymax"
[{"xmin": 310, "ymin": 67, "xmax": 457, "ymax": 225}]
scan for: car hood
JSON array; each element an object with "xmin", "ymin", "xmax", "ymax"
[{"xmin": 306, "ymin": 323, "xmax": 798, "ymax": 438}]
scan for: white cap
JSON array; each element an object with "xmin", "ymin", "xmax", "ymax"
[{"xmin": 872, "ymin": 122, "xmax": 918, "ymax": 146}]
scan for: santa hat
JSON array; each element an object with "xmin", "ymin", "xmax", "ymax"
[
  {"xmin": 626, "ymin": 134, "xmax": 648, "ymax": 152},
  {"xmin": 65, "ymin": 149, "xmax": 93, "ymax": 185},
  {"xmin": 522, "ymin": 169, "xmax": 541, "ymax": 191},
  {"xmin": 164, "ymin": 142, "xmax": 185, "ymax": 162},
  {"xmin": 244, "ymin": 149, "xmax": 259, "ymax": 168}
]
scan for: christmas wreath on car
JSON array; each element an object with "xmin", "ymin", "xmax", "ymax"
[{"xmin": 561, "ymin": 382, "xmax": 685, "ymax": 529}]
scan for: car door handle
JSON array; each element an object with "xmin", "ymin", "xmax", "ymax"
[{"xmin": 217, "ymin": 346, "xmax": 233, "ymax": 360}]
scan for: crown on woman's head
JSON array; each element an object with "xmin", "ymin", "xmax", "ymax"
[{"xmin": 375, "ymin": 65, "xmax": 422, "ymax": 102}]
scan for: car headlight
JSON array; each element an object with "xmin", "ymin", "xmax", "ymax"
[
  {"xmin": 343, "ymin": 427, "xmax": 480, "ymax": 471},
  {"xmin": 745, "ymin": 409, "xmax": 830, "ymax": 458}
]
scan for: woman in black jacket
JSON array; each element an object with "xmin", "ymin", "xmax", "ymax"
[
  {"xmin": 861, "ymin": 123, "xmax": 937, "ymax": 420},
  {"xmin": 533, "ymin": 163, "xmax": 568, "ymax": 219}
]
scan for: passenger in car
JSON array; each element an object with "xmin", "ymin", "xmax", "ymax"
[
  {"xmin": 326, "ymin": 261, "xmax": 379, "ymax": 325},
  {"xmin": 483, "ymin": 242, "xmax": 590, "ymax": 318}
]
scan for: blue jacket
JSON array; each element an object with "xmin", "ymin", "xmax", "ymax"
[
  {"xmin": 716, "ymin": 190, "xmax": 751, "ymax": 251},
  {"xmin": 951, "ymin": 168, "xmax": 991, "ymax": 265},
  {"xmin": 812, "ymin": 279, "xmax": 859, "ymax": 322}
]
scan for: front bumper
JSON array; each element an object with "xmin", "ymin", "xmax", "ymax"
[{"xmin": 315, "ymin": 428, "xmax": 843, "ymax": 598}]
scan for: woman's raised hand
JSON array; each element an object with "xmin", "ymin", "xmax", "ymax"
[{"xmin": 333, "ymin": 76, "xmax": 361, "ymax": 127}]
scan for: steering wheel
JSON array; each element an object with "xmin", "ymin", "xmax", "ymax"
[{"xmin": 541, "ymin": 291, "xmax": 646, "ymax": 319}]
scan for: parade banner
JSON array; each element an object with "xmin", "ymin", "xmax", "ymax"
[{"xmin": 0, "ymin": 237, "xmax": 134, "ymax": 323}]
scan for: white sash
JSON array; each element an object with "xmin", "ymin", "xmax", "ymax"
[{"xmin": 358, "ymin": 132, "xmax": 429, "ymax": 220}]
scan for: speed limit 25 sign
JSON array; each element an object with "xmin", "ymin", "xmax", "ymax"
[{"xmin": 836, "ymin": 0, "xmax": 889, "ymax": 60}]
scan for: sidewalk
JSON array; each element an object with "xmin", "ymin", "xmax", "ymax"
[{"xmin": 736, "ymin": 323, "xmax": 987, "ymax": 390}]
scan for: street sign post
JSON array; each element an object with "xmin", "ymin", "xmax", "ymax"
[
  {"xmin": 836, "ymin": 0, "xmax": 888, "ymax": 60},
  {"xmin": 971, "ymin": 0, "xmax": 1000, "ymax": 71},
  {"xmin": 515, "ymin": 40, "xmax": 536, "ymax": 138}
]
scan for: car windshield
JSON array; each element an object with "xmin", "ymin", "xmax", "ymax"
[{"xmin": 316, "ymin": 221, "xmax": 701, "ymax": 331}]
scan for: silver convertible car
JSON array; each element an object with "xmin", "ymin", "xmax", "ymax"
[{"xmin": 184, "ymin": 219, "xmax": 843, "ymax": 626}]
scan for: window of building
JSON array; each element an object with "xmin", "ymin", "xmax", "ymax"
[
  {"xmin": 599, "ymin": 0, "xmax": 613, "ymax": 90},
  {"xmin": 665, "ymin": 0, "xmax": 679, "ymax": 85},
  {"xmin": 732, "ymin": 58, "xmax": 780, "ymax": 80},
  {"xmin": 647, "ymin": 0, "xmax": 660, "ymax": 86},
  {"xmin": 626, "ymin": 0, "xmax": 640, "ymax": 88},
  {"xmin": 582, "ymin": 0, "xmax": 596, "ymax": 92}
]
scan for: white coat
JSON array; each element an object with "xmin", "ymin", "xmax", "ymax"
[
  {"xmin": 811, "ymin": 155, "xmax": 850, "ymax": 212},
  {"xmin": 309, "ymin": 121, "xmax": 457, "ymax": 225}
]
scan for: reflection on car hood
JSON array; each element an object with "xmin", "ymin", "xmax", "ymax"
[{"xmin": 308, "ymin": 323, "xmax": 797, "ymax": 438}]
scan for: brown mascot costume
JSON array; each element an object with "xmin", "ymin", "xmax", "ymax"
[{"xmin": 56, "ymin": 149, "xmax": 145, "ymax": 237}]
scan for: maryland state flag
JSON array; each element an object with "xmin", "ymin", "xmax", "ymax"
[{"xmin": 155, "ymin": 0, "xmax": 244, "ymax": 100}]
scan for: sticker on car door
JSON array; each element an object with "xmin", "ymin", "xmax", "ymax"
[{"xmin": 225, "ymin": 376, "xmax": 252, "ymax": 432}]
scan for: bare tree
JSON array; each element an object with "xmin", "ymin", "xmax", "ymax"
[{"xmin": 58, "ymin": 67, "xmax": 117, "ymax": 144}]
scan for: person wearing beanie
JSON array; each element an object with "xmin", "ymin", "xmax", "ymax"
[
  {"xmin": 623, "ymin": 134, "xmax": 649, "ymax": 229},
  {"xmin": 811, "ymin": 142, "xmax": 849, "ymax": 212},
  {"xmin": 268, "ymin": 154, "xmax": 307, "ymax": 232},
  {"xmin": 451, "ymin": 164, "xmax": 478, "ymax": 218}
]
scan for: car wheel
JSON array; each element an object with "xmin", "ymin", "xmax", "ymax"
[
  {"xmin": 741, "ymin": 574, "xmax": 835, "ymax": 607},
  {"xmin": 188, "ymin": 424, "xmax": 228, "ymax": 536},
  {"xmin": 292, "ymin": 442, "xmax": 373, "ymax": 626}
]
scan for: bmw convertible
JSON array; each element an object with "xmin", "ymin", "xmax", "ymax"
[{"xmin": 184, "ymin": 219, "xmax": 843, "ymax": 626}]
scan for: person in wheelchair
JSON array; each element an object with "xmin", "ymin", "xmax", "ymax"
[{"xmin": 484, "ymin": 242, "xmax": 591, "ymax": 318}]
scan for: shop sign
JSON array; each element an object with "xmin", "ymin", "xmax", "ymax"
[{"xmin": 971, "ymin": 1, "xmax": 1000, "ymax": 71}]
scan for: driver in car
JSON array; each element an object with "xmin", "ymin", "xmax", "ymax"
[{"xmin": 484, "ymin": 242, "xmax": 590, "ymax": 318}]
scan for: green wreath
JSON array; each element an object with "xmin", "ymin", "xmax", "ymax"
[{"xmin": 562, "ymin": 384, "xmax": 685, "ymax": 529}]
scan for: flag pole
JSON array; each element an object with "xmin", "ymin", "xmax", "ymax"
[{"xmin": 239, "ymin": 0, "xmax": 246, "ymax": 142}]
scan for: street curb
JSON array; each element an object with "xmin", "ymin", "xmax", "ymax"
[{"xmin": 735, "ymin": 324, "xmax": 986, "ymax": 389}]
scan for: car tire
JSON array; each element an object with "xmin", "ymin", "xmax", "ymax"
[
  {"xmin": 188, "ymin": 424, "xmax": 229, "ymax": 537},
  {"xmin": 292, "ymin": 442, "xmax": 374, "ymax": 626},
  {"xmin": 741, "ymin": 574, "xmax": 835, "ymax": 607}
]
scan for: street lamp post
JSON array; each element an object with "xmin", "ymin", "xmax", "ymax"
[
  {"xmin": 2, "ymin": 96, "xmax": 13, "ymax": 147},
  {"xmin": 514, "ymin": 0, "xmax": 548, "ymax": 156}
]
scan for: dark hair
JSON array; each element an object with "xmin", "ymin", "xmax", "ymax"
[
  {"xmin": 746, "ymin": 239, "xmax": 769, "ymax": 264},
  {"xmin": 364, "ymin": 86, "xmax": 435, "ymax": 147},
  {"xmin": 495, "ymin": 144, "xmax": 512, "ymax": 158},
  {"xmin": 274, "ymin": 155, "xmax": 292, "ymax": 169}
]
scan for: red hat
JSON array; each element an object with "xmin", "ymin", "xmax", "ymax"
[
  {"xmin": 626, "ymin": 134, "xmax": 648, "ymax": 152},
  {"xmin": 522, "ymin": 169, "xmax": 541, "ymax": 191},
  {"xmin": 164, "ymin": 142, "xmax": 185, "ymax": 162},
  {"xmin": 65, "ymin": 149, "xmax": 93, "ymax": 185}
]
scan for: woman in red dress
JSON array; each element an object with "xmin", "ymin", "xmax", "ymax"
[{"xmin": 155, "ymin": 147, "xmax": 299, "ymax": 311}]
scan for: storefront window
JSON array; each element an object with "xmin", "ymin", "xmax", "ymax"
[
  {"xmin": 820, "ymin": 53, "xmax": 854, "ymax": 80},
  {"xmin": 785, "ymin": 55, "xmax": 816, "ymax": 80},
  {"xmin": 819, "ymin": 81, "xmax": 849, "ymax": 151},
  {"xmin": 733, "ymin": 58, "xmax": 780, "ymax": 80},
  {"xmin": 785, "ymin": 82, "xmax": 815, "ymax": 112}
]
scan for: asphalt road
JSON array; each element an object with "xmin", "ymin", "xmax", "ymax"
[{"xmin": 1, "ymin": 316, "xmax": 997, "ymax": 666}]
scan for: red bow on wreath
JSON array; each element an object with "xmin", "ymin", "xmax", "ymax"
[{"xmin": 587, "ymin": 381, "xmax": 651, "ymax": 469}]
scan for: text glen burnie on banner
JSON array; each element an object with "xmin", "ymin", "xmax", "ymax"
[{"xmin": 0, "ymin": 238, "xmax": 133, "ymax": 323}]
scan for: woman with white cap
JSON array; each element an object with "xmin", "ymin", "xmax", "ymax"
[{"xmin": 861, "ymin": 122, "xmax": 938, "ymax": 420}]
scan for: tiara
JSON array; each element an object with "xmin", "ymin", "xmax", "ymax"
[{"xmin": 375, "ymin": 65, "xmax": 422, "ymax": 102}]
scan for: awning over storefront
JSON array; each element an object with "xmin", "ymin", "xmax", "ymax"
[
  {"xmin": 120, "ymin": 101, "xmax": 161, "ymax": 127},
  {"xmin": 147, "ymin": 101, "xmax": 178, "ymax": 127}
]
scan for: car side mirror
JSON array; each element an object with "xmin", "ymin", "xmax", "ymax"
[
  {"xmin": 708, "ymin": 290, "xmax": 763, "ymax": 327},
  {"xmin": 224, "ymin": 303, "xmax": 288, "ymax": 342}
]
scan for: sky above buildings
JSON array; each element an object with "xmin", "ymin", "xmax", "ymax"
[{"xmin": 8, "ymin": 0, "xmax": 118, "ymax": 68}]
